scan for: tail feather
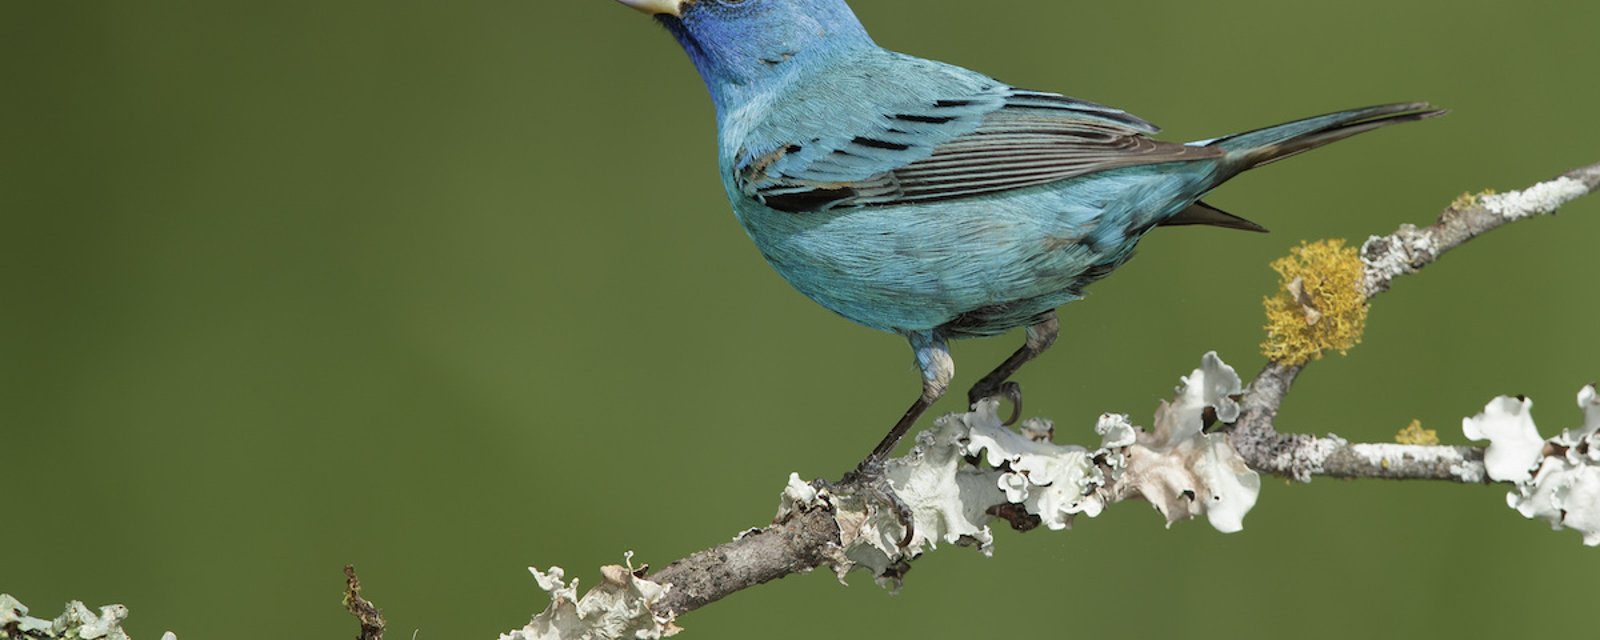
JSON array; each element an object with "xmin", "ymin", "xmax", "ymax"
[
  {"xmin": 1160, "ymin": 200, "xmax": 1269, "ymax": 233},
  {"xmin": 1157, "ymin": 102, "xmax": 1442, "ymax": 236},
  {"xmin": 1202, "ymin": 102, "xmax": 1445, "ymax": 177}
]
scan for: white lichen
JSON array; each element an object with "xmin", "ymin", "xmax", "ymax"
[
  {"xmin": 0, "ymin": 595, "xmax": 164, "ymax": 640},
  {"xmin": 1096, "ymin": 413, "xmax": 1138, "ymax": 449},
  {"xmin": 1462, "ymin": 396, "xmax": 1544, "ymax": 482},
  {"xmin": 1462, "ymin": 386, "xmax": 1600, "ymax": 546},
  {"xmin": 1510, "ymin": 453, "xmax": 1600, "ymax": 546},
  {"xmin": 0, "ymin": 595, "xmax": 51, "ymax": 637},
  {"xmin": 501, "ymin": 553, "xmax": 678, "ymax": 640},
  {"xmin": 821, "ymin": 394, "xmax": 1131, "ymax": 580},
  {"xmin": 63, "ymin": 603, "xmax": 128, "ymax": 640},
  {"xmin": 831, "ymin": 410, "xmax": 1006, "ymax": 579},
  {"xmin": 960, "ymin": 405, "xmax": 1114, "ymax": 530},
  {"xmin": 1122, "ymin": 352, "xmax": 1260, "ymax": 532},
  {"xmin": 1481, "ymin": 176, "xmax": 1590, "ymax": 219},
  {"xmin": 1360, "ymin": 224, "xmax": 1437, "ymax": 295},
  {"xmin": 775, "ymin": 472, "xmax": 821, "ymax": 520},
  {"xmin": 819, "ymin": 351, "xmax": 1263, "ymax": 583},
  {"xmin": 1564, "ymin": 384, "xmax": 1599, "ymax": 442}
]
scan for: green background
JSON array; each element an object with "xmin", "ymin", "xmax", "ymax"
[{"xmin": 4, "ymin": 1, "xmax": 1597, "ymax": 638}]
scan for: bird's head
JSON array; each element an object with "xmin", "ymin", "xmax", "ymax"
[{"xmin": 616, "ymin": 0, "xmax": 873, "ymax": 110}]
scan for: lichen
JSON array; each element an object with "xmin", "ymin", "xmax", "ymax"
[
  {"xmin": 1462, "ymin": 396, "xmax": 1544, "ymax": 483},
  {"xmin": 1462, "ymin": 385, "xmax": 1600, "ymax": 546},
  {"xmin": 1123, "ymin": 352, "xmax": 1260, "ymax": 532},
  {"xmin": 501, "ymin": 553, "xmax": 679, "ymax": 640},
  {"xmin": 832, "ymin": 402, "xmax": 1065, "ymax": 580},
  {"xmin": 960, "ymin": 409, "xmax": 1111, "ymax": 530},
  {"xmin": 1449, "ymin": 188, "xmax": 1496, "ymax": 210},
  {"xmin": 1360, "ymin": 225, "xmax": 1437, "ymax": 296},
  {"xmin": 0, "ymin": 596, "xmax": 170, "ymax": 640},
  {"xmin": 1395, "ymin": 420, "xmax": 1439, "ymax": 446},
  {"xmin": 822, "ymin": 352, "xmax": 1264, "ymax": 584},
  {"xmin": 1566, "ymin": 384, "xmax": 1599, "ymax": 442},
  {"xmin": 1510, "ymin": 453, "xmax": 1600, "ymax": 546},
  {"xmin": 1481, "ymin": 176, "xmax": 1590, "ymax": 219},
  {"xmin": 1261, "ymin": 239, "xmax": 1369, "ymax": 365}
]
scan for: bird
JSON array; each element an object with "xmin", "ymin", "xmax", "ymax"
[{"xmin": 612, "ymin": 0, "xmax": 1439, "ymax": 484}]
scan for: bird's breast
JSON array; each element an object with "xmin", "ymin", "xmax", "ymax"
[{"xmin": 722, "ymin": 175, "xmax": 1177, "ymax": 336}]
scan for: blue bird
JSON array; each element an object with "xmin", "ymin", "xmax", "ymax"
[{"xmin": 614, "ymin": 0, "xmax": 1439, "ymax": 478}]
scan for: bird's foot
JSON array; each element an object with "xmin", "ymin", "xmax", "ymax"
[
  {"xmin": 826, "ymin": 458, "xmax": 916, "ymax": 549},
  {"xmin": 968, "ymin": 380, "xmax": 1023, "ymax": 425}
]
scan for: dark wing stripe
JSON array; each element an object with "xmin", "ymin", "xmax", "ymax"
[
  {"xmin": 885, "ymin": 133, "xmax": 1211, "ymax": 201},
  {"xmin": 740, "ymin": 87, "xmax": 1213, "ymax": 212},
  {"xmin": 892, "ymin": 113, "xmax": 959, "ymax": 124},
  {"xmin": 851, "ymin": 137, "xmax": 913, "ymax": 151}
]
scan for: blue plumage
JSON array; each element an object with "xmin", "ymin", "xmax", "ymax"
[{"xmin": 616, "ymin": 0, "xmax": 1440, "ymax": 469}]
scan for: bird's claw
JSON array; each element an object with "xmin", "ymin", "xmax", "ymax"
[
  {"xmin": 836, "ymin": 461, "xmax": 916, "ymax": 549},
  {"xmin": 969, "ymin": 380, "xmax": 1024, "ymax": 425}
]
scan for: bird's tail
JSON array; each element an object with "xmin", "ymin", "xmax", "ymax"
[{"xmin": 1201, "ymin": 102, "xmax": 1445, "ymax": 178}]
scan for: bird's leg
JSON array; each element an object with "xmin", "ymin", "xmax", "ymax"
[
  {"xmin": 966, "ymin": 313, "xmax": 1059, "ymax": 425},
  {"xmin": 834, "ymin": 332, "xmax": 952, "ymax": 548},
  {"xmin": 862, "ymin": 332, "xmax": 952, "ymax": 467}
]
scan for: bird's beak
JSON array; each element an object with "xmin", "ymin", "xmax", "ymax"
[{"xmin": 616, "ymin": 0, "xmax": 685, "ymax": 17}]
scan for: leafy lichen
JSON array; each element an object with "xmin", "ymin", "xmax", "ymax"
[
  {"xmin": 501, "ymin": 553, "xmax": 679, "ymax": 640},
  {"xmin": 1260, "ymin": 239, "xmax": 1369, "ymax": 366},
  {"xmin": 1464, "ymin": 386, "xmax": 1600, "ymax": 546},
  {"xmin": 0, "ymin": 595, "xmax": 172, "ymax": 640},
  {"xmin": 808, "ymin": 353, "xmax": 1262, "ymax": 584}
]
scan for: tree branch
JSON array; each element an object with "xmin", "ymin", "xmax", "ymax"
[
  {"xmin": 1228, "ymin": 161, "xmax": 1600, "ymax": 482},
  {"xmin": 649, "ymin": 507, "xmax": 842, "ymax": 616},
  {"xmin": 343, "ymin": 565, "xmax": 386, "ymax": 640},
  {"xmin": 492, "ymin": 160, "xmax": 1600, "ymax": 638}
]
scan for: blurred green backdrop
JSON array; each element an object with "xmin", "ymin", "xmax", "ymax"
[{"xmin": 3, "ymin": 1, "xmax": 1597, "ymax": 638}]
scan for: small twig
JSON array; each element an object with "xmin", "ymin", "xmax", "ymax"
[
  {"xmin": 343, "ymin": 565, "xmax": 386, "ymax": 640},
  {"xmin": 1361, "ymin": 162, "xmax": 1600, "ymax": 298},
  {"xmin": 1229, "ymin": 162, "xmax": 1600, "ymax": 481}
]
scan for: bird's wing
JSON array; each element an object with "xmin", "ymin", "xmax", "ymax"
[{"xmin": 736, "ymin": 88, "xmax": 1221, "ymax": 213}]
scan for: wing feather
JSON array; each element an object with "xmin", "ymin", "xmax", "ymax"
[{"xmin": 737, "ymin": 87, "xmax": 1217, "ymax": 212}]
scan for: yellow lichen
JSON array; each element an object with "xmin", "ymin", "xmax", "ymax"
[
  {"xmin": 1395, "ymin": 419, "xmax": 1440, "ymax": 446},
  {"xmin": 1260, "ymin": 239, "xmax": 1368, "ymax": 366},
  {"xmin": 1450, "ymin": 188, "xmax": 1498, "ymax": 210}
]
